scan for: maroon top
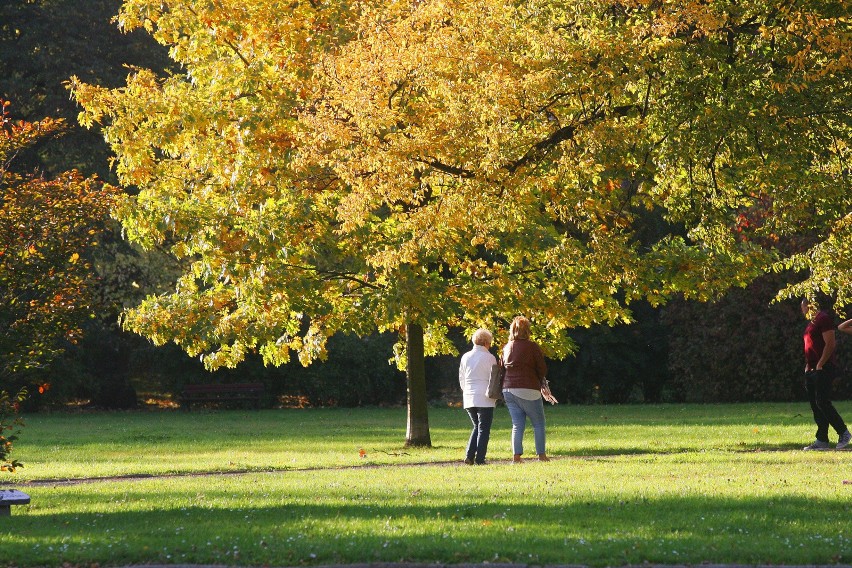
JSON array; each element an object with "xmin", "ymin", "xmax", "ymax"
[
  {"xmin": 804, "ymin": 310, "xmax": 836, "ymax": 367},
  {"xmin": 502, "ymin": 339, "xmax": 547, "ymax": 389}
]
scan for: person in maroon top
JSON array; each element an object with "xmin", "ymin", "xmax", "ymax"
[
  {"xmin": 801, "ymin": 297, "xmax": 851, "ymax": 450},
  {"xmin": 501, "ymin": 316, "xmax": 558, "ymax": 463}
]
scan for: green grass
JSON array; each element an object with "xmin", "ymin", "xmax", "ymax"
[{"xmin": 3, "ymin": 403, "xmax": 852, "ymax": 566}]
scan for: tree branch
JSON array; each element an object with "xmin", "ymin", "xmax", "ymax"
[
  {"xmin": 505, "ymin": 104, "xmax": 638, "ymax": 174},
  {"xmin": 278, "ymin": 262, "xmax": 384, "ymax": 290},
  {"xmin": 413, "ymin": 157, "xmax": 475, "ymax": 178}
]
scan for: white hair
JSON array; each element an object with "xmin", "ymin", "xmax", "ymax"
[{"xmin": 471, "ymin": 328, "xmax": 493, "ymax": 347}]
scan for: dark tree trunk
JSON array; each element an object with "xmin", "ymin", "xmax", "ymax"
[{"xmin": 404, "ymin": 322, "xmax": 431, "ymax": 447}]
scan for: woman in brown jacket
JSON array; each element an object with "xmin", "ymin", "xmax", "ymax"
[{"xmin": 502, "ymin": 316, "xmax": 557, "ymax": 462}]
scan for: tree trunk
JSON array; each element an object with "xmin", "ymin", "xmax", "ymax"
[{"xmin": 404, "ymin": 322, "xmax": 432, "ymax": 447}]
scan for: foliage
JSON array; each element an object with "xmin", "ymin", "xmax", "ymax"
[
  {"xmin": 664, "ymin": 274, "xmax": 852, "ymax": 403},
  {"xmin": 301, "ymin": 0, "xmax": 850, "ymax": 346},
  {"xmin": 0, "ymin": 0, "xmax": 194, "ymax": 407},
  {"xmin": 551, "ymin": 301, "xmax": 671, "ymax": 404},
  {"xmin": 663, "ymin": 275, "xmax": 802, "ymax": 402},
  {"xmin": 0, "ymin": 101, "xmax": 119, "ymax": 393},
  {"xmin": 130, "ymin": 332, "xmax": 406, "ymax": 408},
  {"xmin": 777, "ymin": 216, "xmax": 852, "ymax": 306},
  {"xmin": 282, "ymin": 333, "xmax": 406, "ymax": 407},
  {"xmin": 0, "ymin": 0, "xmax": 173, "ymax": 180},
  {"xmin": 69, "ymin": 1, "xmax": 852, "ymax": 443},
  {"xmin": 0, "ymin": 388, "xmax": 26, "ymax": 472}
]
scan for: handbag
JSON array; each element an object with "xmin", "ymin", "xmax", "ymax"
[{"xmin": 487, "ymin": 360, "xmax": 505, "ymax": 400}]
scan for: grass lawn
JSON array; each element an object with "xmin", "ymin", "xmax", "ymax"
[{"xmin": 2, "ymin": 402, "xmax": 851, "ymax": 566}]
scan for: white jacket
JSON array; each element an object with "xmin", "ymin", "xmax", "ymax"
[{"xmin": 458, "ymin": 345, "xmax": 498, "ymax": 408}]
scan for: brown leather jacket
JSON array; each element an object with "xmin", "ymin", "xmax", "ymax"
[{"xmin": 502, "ymin": 339, "xmax": 547, "ymax": 390}]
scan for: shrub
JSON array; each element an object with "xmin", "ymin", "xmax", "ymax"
[
  {"xmin": 662, "ymin": 274, "xmax": 852, "ymax": 402},
  {"xmin": 282, "ymin": 333, "xmax": 407, "ymax": 407},
  {"xmin": 546, "ymin": 301, "xmax": 672, "ymax": 404},
  {"xmin": 0, "ymin": 388, "xmax": 26, "ymax": 472}
]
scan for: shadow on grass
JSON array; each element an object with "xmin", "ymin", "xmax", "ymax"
[
  {"xmin": 4, "ymin": 488, "xmax": 851, "ymax": 567},
  {"xmin": 2, "ymin": 441, "xmax": 827, "ymax": 489},
  {"xmin": 560, "ymin": 442, "xmax": 809, "ymax": 456}
]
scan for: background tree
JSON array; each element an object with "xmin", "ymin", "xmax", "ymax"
[
  {"xmin": 664, "ymin": 274, "xmax": 805, "ymax": 402},
  {"xmin": 0, "ymin": 0, "xmax": 173, "ymax": 179},
  {"xmin": 71, "ymin": 0, "xmax": 851, "ymax": 444},
  {"xmin": 0, "ymin": 101, "xmax": 118, "ymax": 396},
  {"xmin": 0, "ymin": 0, "xmax": 195, "ymax": 408}
]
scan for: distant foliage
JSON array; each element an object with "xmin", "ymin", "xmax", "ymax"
[
  {"xmin": 281, "ymin": 333, "xmax": 407, "ymax": 407},
  {"xmin": 0, "ymin": 0, "xmax": 173, "ymax": 180},
  {"xmin": 115, "ymin": 332, "xmax": 404, "ymax": 409},
  {"xmin": 0, "ymin": 1, "xmax": 188, "ymax": 408},
  {"xmin": 663, "ymin": 275, "xmax": 852, "ymax": 402},
  {"xmin": 0, "ymin": 101, "xmax": 118, "ymax": 394},
  {"xmin": 555, "ymin": 303, "xmax": 672, "ymax": 404}
]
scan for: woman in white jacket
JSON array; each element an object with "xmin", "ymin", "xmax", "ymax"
[{"xmin": 458, "ymin": 328, "xmax": 498, "ymax": 464}]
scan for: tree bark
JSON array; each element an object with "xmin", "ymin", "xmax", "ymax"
[{"xmin": 404, "ymin": 322, "xmax": 432, "ymax": 447}]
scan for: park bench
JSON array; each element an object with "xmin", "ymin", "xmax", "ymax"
[
  {"xmin": 0, "ymin": 489, "xmax": 30, "ymax": 516},
  {"xmin": 179, "ymin": 382, "xmax": 266, "ymax": 410}
]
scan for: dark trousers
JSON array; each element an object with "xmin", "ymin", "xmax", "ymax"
[
  {"xmin": 465, "ymin": 407, "xmax": 494, "ymax": 464},
  {"xmin": 806, "ymin": 366, "xmax": 848, "ymax": 443}
]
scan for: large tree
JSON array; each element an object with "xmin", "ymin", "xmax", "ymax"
[{"xmin": 72, "ymin": 0, "xmax": 851, "ymax": 445}]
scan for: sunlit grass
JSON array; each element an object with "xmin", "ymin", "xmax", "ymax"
[
  {"xmin": 3, "ymin": 402, "xmax": 851, "ymax": 566},
  {"xmin": 9, "ymin": 403, "xmax": 832, "ymax": 481}
]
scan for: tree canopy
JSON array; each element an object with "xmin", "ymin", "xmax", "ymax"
[{"xmin": 71, "ymin": 0, "xmax": 851, "ymax": 445}]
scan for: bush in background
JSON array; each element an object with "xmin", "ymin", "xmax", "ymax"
[
  {"xmin": 283, "ymin": 333, "xmax": 407, "ymax": 407},
  {"xmin": 662, "ymin": 274, "xmax": 852, "ymax": 402}
]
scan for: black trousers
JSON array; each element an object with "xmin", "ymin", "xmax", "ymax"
[{"xmin": 806, "ymin": 366, "xmax": 848, "ymax": 443}]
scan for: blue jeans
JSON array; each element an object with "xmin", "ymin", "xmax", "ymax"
[
  {"xmin": 503, "ymin": 391, "xmax": 546, "ymax": 456},
  {"xmin": 465, "ymin": 407, "xmax": 494, "ymax": 464}
]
